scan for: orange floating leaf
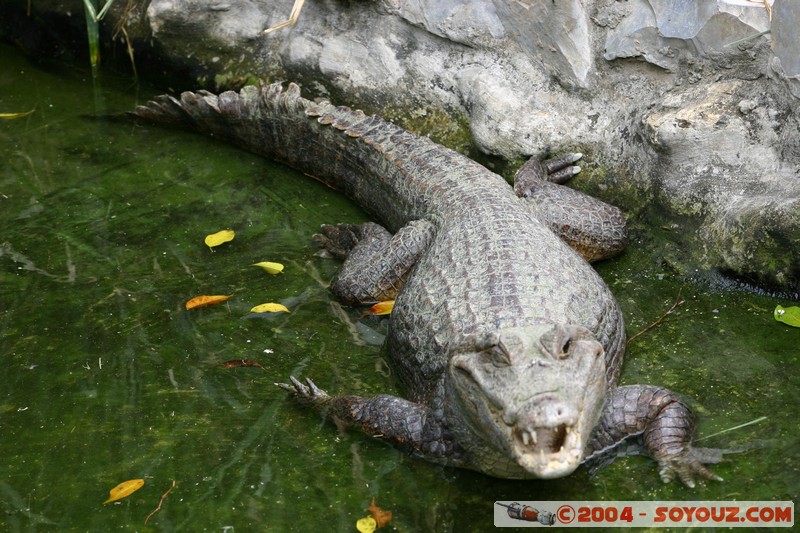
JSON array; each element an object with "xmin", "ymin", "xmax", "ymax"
[
  {"xmin": 204, "ymin": 229, "xmax": 235, "ymax": 248},
  {"xmin": 103, "ymin": 478, "xmax": 144, "ymax": 505},
  {"xmin": 185, "ymin": 294, "xmax": 234, "ymax": 310},
  {"xmin": 368, "ymin": 498, "xmax": 393, "ymax": 528},
  {"xmin": 368, "ymin": 301, "xmax": 395, "ymax": 316}
]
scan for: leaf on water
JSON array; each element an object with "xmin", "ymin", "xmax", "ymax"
[
  {"xmin": 185, "ymin": 294, "xmax": 234, "ymax": 310},
  {"xmin": 250, "ymin": 303, "xmax": 290, "ymax": 313},
  {"xmin": 252, "ymin": 261, "xmax": 284, "ymax": 274},
  {"xmin": 204, "ymin": 229, "xmax": 235, "ymax": 248},
  {"xmin": 356, "ymin": 516, "xmax": 377, "ymax": 533},
  {"xmin": 774, "ymin": 305, "xmax": 800, "ymax": 327},
  {"xmin": 103, "ymin": 479, "xmax": 144, "ymax": 505},
  {"xmin": 219, "ymin": 359, "xmax": 264, "ymax": 369},
  {"xmin": 368, "ymin": 301, "xmax": 394, "ymax": 316},
  {"xmin": 0, "ymin": 109, "xmax": 35, "ymax": 120},
  {"xmin": 368, "ymin": 498, "xmax": 393, "ymax": 528}
]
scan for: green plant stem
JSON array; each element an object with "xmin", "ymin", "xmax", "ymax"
[{"xmin": 83, "ymin": 0, "xmax": 101, "ymax": 70}]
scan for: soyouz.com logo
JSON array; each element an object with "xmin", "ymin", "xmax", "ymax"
[{"xmin": 494, "ymin": 501, "xmax": 794, "ymax": 527}]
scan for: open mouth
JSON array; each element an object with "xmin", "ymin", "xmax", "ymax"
[
  {"xmin": 514, "ymin": 424, "xmax": 568, "ymax": 451},
  {"xmin": 511, "ymin": 423, "xmax": 583, "ymax": 478}
]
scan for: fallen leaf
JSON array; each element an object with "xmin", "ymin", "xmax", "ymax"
[
  {"xmin": 0, "ymin": 109, "xmax": 35, "ymax": 120},
  {"xmin": 356, "ymin": 516, "xmax": 377, "ymax": 533},
  {"xmin": 252, "ymin": 261, "xmax": 284, "ymax": 274},
  {"xmin": 368, "ymin": 301, "xmax": 394, "ymax": 316},
  {"xmin": 204, "ymin": 229, "xmax": 235, "ymax": 249},
  {"xmin": 103, "ymin": 479, "xmax": 144, "ymax": 505},
  {"xmin": 774, "ymin": 305, "xmax": 800, "ymax": 327},
  {"xmin": 250, "ymin": 303, "xmax": 289, "ymax": 313},
  {"xmin": 219, "ymin": 359, "xmax": 264, "ymax": 369},
  {"xmin": 185, "ymin": 294, "xmax": 234, "ymax": 310},
  {"xmin": 368, "ymin": 498, "xmax": 393, "ymax": 528}
]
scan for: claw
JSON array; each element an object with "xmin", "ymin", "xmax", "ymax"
[
  {"xmin": 548, "ymin": 165, "xmax": 581, "ymax": 184},
  {"xmin": 306, "ymin": 377, "xmax": 323, "ymax": 396},
  {"xmin": 544, "ymin": 152, "xmax": 583, "ymax": 174},
  {"xmin": 515, "ymin": 152, "xmax": 585, "ymax": 193},
  {"xmin": 275, "ymin": 375, "xmax": 331, "ymax": 406},
  {"xmin": 275, "ymin": 381, "xmax": 294, "ymax": 392},
  {"xmin": 657, "ymin": 447, "xmax": 727, "ymax": 487}
]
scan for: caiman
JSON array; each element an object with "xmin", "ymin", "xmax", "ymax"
[{"xmin": 134, "ymin": 82, "xmax": 728, "ymax": 486}]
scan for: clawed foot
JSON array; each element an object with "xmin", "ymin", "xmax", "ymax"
[
  {"xmin": 313, "ymin": 224, "xmax": 361, "ymax": 259},
  {"xmin": 275, "ymin": 376, "xmax": 331, "ymax": 407},
  {"xmin": 313, "ymin": 222, "xmax": 387, "ymax": 259},
  {"xmin": 657, "ymin": 447, "xmax": 728, "ymax": 488},
  {"xmin": 514, "ymin": 152, "xmax": 583, "ymax": 198},
  {"xmin": 543, "ymin": 152, "xmax": 583, "ymax": 183}
]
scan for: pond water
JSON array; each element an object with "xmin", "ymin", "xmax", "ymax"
[{"xmin": 1, "ymin": 44, "xmax": 797, "ymax": 531}]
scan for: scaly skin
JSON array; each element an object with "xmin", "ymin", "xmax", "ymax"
[{"xmin": 133, "ymin": 82, "xmax": 728, "ymax": 484}]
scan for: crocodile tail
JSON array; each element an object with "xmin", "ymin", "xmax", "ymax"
[{"xmin": 132, "ymin": 82, "xmax": 424, "ymax": 227}]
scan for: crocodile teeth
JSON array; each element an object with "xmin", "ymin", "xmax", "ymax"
[{"xmin": 519, "ymin": 429, "xmax": 538, "ymax": 447}]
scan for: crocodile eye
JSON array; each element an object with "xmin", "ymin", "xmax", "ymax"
[
  {"xmin": 490, "ymin": 344, "xmax": 511, "ymax": 366},
  {"xmin": 559, "ymin": 338, "xmax": 572, "ymax": 359}
]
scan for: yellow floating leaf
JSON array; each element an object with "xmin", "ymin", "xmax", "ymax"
[
  {"xmin": 369, "ymin": 301, "xmax": 395, "ymax": 316},
  {"xmin": 185, "ymin": 294, "xmax": 234, "ymax": 310},
  {"xmin": 356, "ymin": 516, "xmax": 377, "ymax": 533},
  {"xmin": 251, "ymin": 261, "xmax": 284, "ymax": 274},
  {"xmin": 368, "ymin": 498, "xmax": 393, "ymax": 528},
  {"xmin": 103, "ymin": 478, "xmax": 144, "ymax": 505},
  {"xmin": 0, "ymin": 109, "xmax": 35, "ymax": 120},
  {"xmin": 250, "ymin": 302, "xmax": 289, "ymax": 313},
  {"xmin": 204, "ymin": 229, "xmax": 235, "ymax": 248}
]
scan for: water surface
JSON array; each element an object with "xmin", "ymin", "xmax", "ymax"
[{"xmin": 1, "ymin": 45, "xmax": 797, "ymax": 531}]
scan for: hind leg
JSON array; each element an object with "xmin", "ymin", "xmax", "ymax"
[{"xmin": 314, "ymin": 219, "xmax": 435, "ymax": 305}]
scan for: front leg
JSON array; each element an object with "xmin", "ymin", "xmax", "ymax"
[
  {"xmin": 276, "ymin": 377, "xmax": 464, "ymax": 465},
  {"xmin": 584, "ymin": 385, "xmax": 728, "ymax": 487}
]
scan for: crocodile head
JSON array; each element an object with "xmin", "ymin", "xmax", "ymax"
[{"xmin": 446, "ymin": 323, "xmax": 607, "ymax": 479}]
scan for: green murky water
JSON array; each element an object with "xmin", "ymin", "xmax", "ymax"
[{"xmin": 1, "ymin": 45, "xmax": 797, "ymax": 531}]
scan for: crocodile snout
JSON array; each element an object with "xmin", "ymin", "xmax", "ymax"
[
  {"xmin": 513, "ymin": 398, "xmax": 578, "ymax": 452},
  {"xmin": 518, "ymin": 396, "xmax": 579, "ymax": 425},
  {"xmin": 507, "ymin": 396, "xmax": 585, "ymax": 477}
]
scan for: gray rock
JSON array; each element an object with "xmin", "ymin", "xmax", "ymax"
[
  {"xmin": 603, "ymin": 0, "xmax": 771, "ymax": 71},
  {"xmin": 148, "ymin": 0, "xmax": 269, "ymax": 45},
  {"xmin": 770, "ymin": 0, "xmax": 800, "ymax": 97}
]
